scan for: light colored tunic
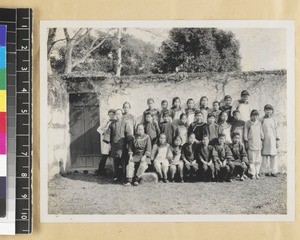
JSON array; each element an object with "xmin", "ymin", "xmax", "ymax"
[
  {"xmin": 218, "ymin": 122, "xmax": 232, "ymax": 144},
  {"xmin": 176, "ymin": 124, "xmax": 188, "ymax": 143},
  {"xmin": 151, "ymin": 143, "xmax": 173, "ymax": 164},
  {"xmin": 185, "ymin": 108, "xmax": 196, "ymax": 126},
  {"xmin": 244, "ymin": 120, "xmax": 263, "ymax": 151},
  {"xmin": 260, "ymin": 116, "xmax": 279, "ymax": 156},
  {"xmin": 170, "ymin": 108, "xmax": 184, "ymax": 125},
  {"xmin": 97, "ymin": 121, "xmax": 112, "ymax": 155},
  {"xmin": 232, "ymin": 100, "xmax": 251, "ymax": 122}
]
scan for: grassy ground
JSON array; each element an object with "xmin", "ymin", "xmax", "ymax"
[{"xmin": 48, "ymin": 173, "xmax": 287, "ymax": 215}]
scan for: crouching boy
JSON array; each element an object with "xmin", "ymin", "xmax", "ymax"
[
  {"xmin": 125, "ymin": 124, "xmax": 152, "ymax": 186},
  {"xmin": 181, "ymin": 133, "xmax": 199, "ymax": 181},
  {"xmin": 213, "ymin": 133, "xmax": 234, "ymax": 182},
  {"xmin": 229, "ymin": 132, "xmax": 248, "ymax": 181}
]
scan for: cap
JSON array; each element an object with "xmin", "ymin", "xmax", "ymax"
[
  {"xmin": 241, "ymin": 90, "xmax": 250, "ymax": 96},
  {"xmin": 264, "ymin": 104, "xmax": 274, "ymax": 111},
  {"xmin": 250, "ymin": 109, "xmax": 259, "ymax": 116},
  {"xmin": 108, "ymin": 109, "xmax": 115, "ymax": 114},
  {"xmin": 224, "ymin": 95, "xmax": 232, "ymax": 100},
  {"xmin": 207, "ymin": 112, "xmax": 215, "ymax": 119},
  {"xmin": 232, "ymin": 110, "xmax": 240, "ymax": 116}
]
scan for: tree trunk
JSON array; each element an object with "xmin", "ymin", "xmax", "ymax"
[
  {"xmin": 47, "ymin": 28, "xmax": 57, "ymax": 75},
  {"xmin": 116, "ymin": 28, "xmax": 122, "ymax": 77},
  {"xmin": 64, "ymin": 43, "xmax": 74, "ymax": 74}
]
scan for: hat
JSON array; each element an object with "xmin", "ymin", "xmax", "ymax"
[
  {"xmin": 250, "ymin": 109, "xmax": 259, "ymax": 116},
  {"xmin": 207, "ymin": 112, "xmax": 215, "ymax": 119},
  {"xmin": 108, "ymin": 109, "xmax": 116, "ymax": 114},
  {"xmin": 195, "ymin": 109, "xmax": 203, "ymax": 116},
  {"xmin": 241, "ymin": 90, "xmax": 250, "ymax": 96},
  {"xmin": 224, "ymin": 95, "xmax": 232, "ymax": 100},
  {"xmin": 232, "ymin": 110, "xmax": 240, "ymax": 116},
  {"xmin": 264, "ymin": 104, "xmax": 274, "ymax": 111}
]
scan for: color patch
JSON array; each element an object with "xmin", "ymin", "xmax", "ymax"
[
  {"xmin": 0, "ymin": 155, "xmax": 6, "ymax": 176},
  {"xmin": 0, "ymin": 25, "xmax": 6, "ymax": 46},
  {"xmin": 0, "ymin": 133, "xmax": 5, "ymax": 154},
  {"xmin": 0, "ymin": 68, "xmax": 5, "ymax": 90},
  {"xmin": 0, "ymin": 90, "xmax": 6, "ymax": 112},
  {"xmin": 0, "ymin": 47, "xmax": 5, "ymax": 69},
  {"xmin": 0, "ymin": 112, "xmax": 5, "ymax": 133},
  {"xmin": 0, "ymin": 177, "xmax": 6, "ymax": 198}
]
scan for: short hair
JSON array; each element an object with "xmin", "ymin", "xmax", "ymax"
[
  {"xmin": 202, "ymin": 134, "xmax": 209, "ymax": 139},
  {"xmin": 136, "ymin": 123, "xmax": 144, "ymax": 129},
  {"xmin": 188, "ymin": 133, "xmax": 196, "ymax": 138},
  {"xmin": 108, "ymin": 109, "xmax": 115, "ymax": 114},
  {"xmin": 200, "ymin": 96, "xmax": 208, "ymax": 103},
  {"xmin": 213, "ymin": 101, "xmax": 220, "ymax": 106},
  {"xmin": 220, "ymin": 111, "xmax": 228, "ymax": 117},
  {"xmin": 233, "ymin": 110, "xmax": 240, "ymax": 116},
  {"xmin": 186, "ymin": 98, "xmax": 194, "ymax": 104},
  {"xmin": 145, "ymin": 112, "xmax": 153, "ymax": 117},
  {"xmin": 161, "ymin": 100, "xmax": 168, "ymax": 105},
  {"xmin": 172, "ymin": 97, "xmax": 181, "ymax": 106},
  {"xmin": 250, "ymin": 109, "xmax": 259, "ymax": 116},
  {"xmin": 218, "ymin": 133, "xmax": 226, "ymax": 138},
  {"xmin": 115, "ymin": 108, "xmax": 123, "ymax": 113},
  {"xmin": 224, "ymin": 95, "xmax": 232, "ymax": 101},
  {"xmin": 232, "ymin": 132, "xmax": 240, "ymax": 138},
  {"xmin": 180, "ymin": 113, "xmax": 187, "ymax": 119},
  {"xmin": 147, "ymin": 98, "xmax": 154, "ymax": 104},
  {"xmin": 122, "ymin": 101, "xmax": 131, "ymax": 109}
]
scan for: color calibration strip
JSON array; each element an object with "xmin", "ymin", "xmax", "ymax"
[{"xmin": 0, "ymin": 25, "xmax": 7, "ymax": 218}]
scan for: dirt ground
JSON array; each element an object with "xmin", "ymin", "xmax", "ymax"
[{"xmin": 48, "ymin": 173, "xmax": 287, "ymax": 215}]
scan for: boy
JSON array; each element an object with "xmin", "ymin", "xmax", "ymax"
[
  {"xmin": 185, "ymin": 98, "xmax": 196, "ymax": 126},
  {"xmin": 158, "ymin": 100, "xmax": 169, "ymax": 123},
  {"xmin": 212, "ymin": 101, "xmax": 221, "ymax": 123},
  {"xmin": 207, "ymin": 112, "xmax": 219, "ymax": 142},
  {"xmin": 196, "ymin": 134, "xmax": 218, "ymax": 182},
  {"xmin": 231, "ymin": 110, "xmax": 246, "ymax": 145},
  {"xmin": 220, "ymin": 95, "xmax": 233, "ymax": 123},
  {"xmin": 181, "ymin": 133, "xmax": 199, "ymax": 181},
  {"xmin": 159, "ymin": 110, "xmax": 175, "ymax": 145},
  {"xmin": 96, "ymin": 109, "xmax": 115, "ymax": 176},
  {"xmin": 212, "ymin": 133, "xmax": 234, "ymax": 182},
  {"xmin": 103, "ymin": 109, "xmax": 133, "ymax": 183},
  {"xmin": 231, "ymin": 90, "xmax": 251, "ymax": 121},
  {"xmin": 199, "ymin": 96, "xmax": 212, "ymax": 123},
  {"xmin": 143, "ymin": 98, "xmax": 159, "ymax": 123},
  {"xmin": 188, "ymin": 110, "xmax": 209, "ymax": 142},
  {"xmin": 125, "ymin": 124, "xmax": 151, "ymax": 186},
  {"xmin": 229, "ymin": 132, "xmax": 248, "ymax": 181},
  {"xmin": 144, "ymin": 112, "xmax": 160, "ymax": 145},
  {"xmin": 244, "ymin": 109, "xmax": 263, "ymax": 179}
]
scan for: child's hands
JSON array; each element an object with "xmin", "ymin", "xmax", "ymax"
[
  {"xmin": 141, "ymin": 155, "xmax": 147, "ymax": 163},
  {"xmin": 129, "ymin": 155, "xmax": 133, "ymax": 162}
]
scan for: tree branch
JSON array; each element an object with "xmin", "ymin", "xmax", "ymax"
[
  {"xmin": 73, "ymin": 28, "xmax": 92, "ymax": 46},
  {"xmin": 63, "ymin": 28, "xmax": 70, "ymax": 42}
]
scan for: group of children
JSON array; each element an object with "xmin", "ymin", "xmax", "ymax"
[{"xmin": 97, "ymin": 90, "xmax": 280, "ymax": 186}]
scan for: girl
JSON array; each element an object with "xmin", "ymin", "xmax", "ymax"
[
  {"xmin": 218, "ymin": 111, "xmax": 232, "ymax": 144},
  {"xmin": 159, "ymin": 100, "xmax": 169, "ymax": 123},
  {"xmin": 122, "ymin": 101, "xmax": 136, "ymax": 134},
  {"xmin": 244, "ymin": 109, "xmax": 263, "ymax": 179},
  {"xmin": 260, "ymin": 104, "xmax": 279, "ymax": 177},
  {"xmin": 220, "ymin": 95, "xmax": 233, "ymax": 123},
  {"xmin": 170, "ymin": 97, "xmax": 184, "ymax": 125},
  {"xmin": 185, "ymin": 98, "xmax": 196, "ymax": 126},
  {"xmin": 169, "ymin": 136, "xmax": 184, "ymax": 183},
  {"xmin": 143, "ymin": 98, "xmax": 159, "ymax": 123},
  {"xmin": 174, "ymin": 113, "xmax": 188, "ymax": 144},
  {"xmin": 212, "ymin": 101, "xmax": 221, "ymax": 123},
  {"xmin": 199, "ymin": 96, "xmax": 212, "ymax": 123},
  {"xmin": 231, "ymin": 110, "xmax": 246, "ymax": 145},
  {"xmin": 151, "ymin": 133, "xmax": 173, "ymax": 182},
  {"xmin": 231, "ymin": 90, "xmax": 251, "ymax": 122}
]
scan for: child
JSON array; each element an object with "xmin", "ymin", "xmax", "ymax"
[
  {"xmin": 159, "ymin": 100, "xmax": 169, "ymax": 123},
  {"xmin": 103, "ymin": 109, "xmax": 133, "ymax": 183},
  {"xmin": 212, "ymin": 101, "xmax": 221, "ymax": 123},
  {"xmin": 174, "ymin": 113, "xmax": 188, "ymax": 144},
  {"xmin": 188, "ymin": 110, "xmax": 209, "ymax": 142},
  {"xmin": 169, "ymin": 136, "xmax": 184, "ymax": 182},
  {"xmin": 170, "ymin": 97, "xmax": 184, "ymax": 125},
  {"xmin": 143, "ymin": 98, "xmax": 159, "ymax": 123},
  {"xmin": 218, "ymin": 111, "xmax": 232, "ymax": 144},
  {"xmin": 181, "ymin": 133, "xmax": 199, "ymax": 181},
  {"xmin": 207, "ymin": 112, "xmax": 219, "ymax": 142},
  {"xmin": 125, "ymin": 124, "xmax": 151, "ymax": 186},
  {"xmin": 96, "ymin": 109, "xmax": 115, "ymax": 176},
  {"xmin": 122, "ymin": 101, "xmax": 136, "ymax": 134},
  {"xmin": 185, "ymin": 98, "xmax": 196, "ymax": 126},
  {"xmin": 260, "ymin": 104, "xmax": 279, "ymax": 177},
  {"xmin": 199, "ymin": 96, "xmax": 212, "ymax": 123},
  {"xmin": 232, "ymin": 90, "xmax": 251, "ymax": 121},
  {"xmin": 159, "ymin": 110, "xmax": 175, "ymax": 145},
  {"xmin": 244, "ymin": 109, "xmax": 263, "ymax": 179},
  {"xmin": 220, "ymin": 95, "xmax": 233, "ymax": 123},
  {"xmin": 229, "ymin": 133, "xmax": 248, "ymax": 181},
  {"xmin": 151, "ymin": 133, "xmax": 173, "ymax": 182},
  {"xmin": 212, "ymin": 133, "xmax": 234, "ymax": 182},
  {"xmin": 144, "ymin": 112, "xmax": 160, "ymax": 146},
  {"xmin": 231, "ymin": 110, "xmax": 246, "ymax": 145},
  {"xmin": 196, "ymin": 134, "xmax": 217, "ymax": 182}
]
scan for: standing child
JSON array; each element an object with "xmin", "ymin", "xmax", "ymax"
[
  {"xmin": 220, "ymin": 95, "xmax": 233, "ymax": 123},
  {"xmin": 159, "ymin": 100, "xmax": 169, "ymax": 123},
  {"xmin": 174, "ymin": 113, "xmax": 188, "ymax": 144},
  {"xmin": 232, "ymin": 90, "xmax": 251, "ymax": 121},
  {"xmin": 207, "ymin": 112, "xmax": 219, "ymax": 143},
  {"xmin": 199, "ymin": 96, "xmax": 212, "ymax": 123},
  {"xmin": 159, "ymin": 110, "xmax": 176, "ymax": 145},
  {"xmin": 151, "ymin": 133, "xmax": 173, "ymax": 182},
  {"xmin": 181, "ymin": 133, "xmax": 199, "ymax": 181},
  {"xmin": 188, "ymin": 110, "xmax": 209, "ymax": 142},
  {"xmin": 213, "ymin": 133, "xmax": 234, "ymax": 182},
  {"xmin": 125, "ymin": 124, "xmax": 151, "ymax": 186},
  {"xmin": 96, "ymin": 109, "xmax": 115, "ymax": 176},
  {"xmin": 212, "ymin": 101, "xmax": 222, "ymax": 123},
  {"xmin": 185, "ymin": 98, "xmax": 196, "ymax": 126},
  {"xmin": 103, "ymin": 109, "xmax": 133, "ymax": 183},
  {"xmin": 144, "ymin": 112, "xmax": 160, "ymax": 146},
  {"xmin": 231, "ymin": 110, "xmax": 246, "ymax": 145},
  {"xmin": 169, "ymin": 136, "xmax": 184, "ymax": 183},
  {"xmin": 170, "ymin": 97, "xmax": 184, "ymax": 125},
  {"xmin": 260, "ymin": 104, "xmax": 280, "ymax": 177},
  {"xmin": 244, "ymin": 109, "xmax": 263, "ymax": 179},
  {"xmin": 143, "ymin": 98, "xmax": 159, "ymax": 123},
  {"xmin": 218, "ymin": 111, "xmax": 232, "ymax": 144},
  {"xmin": 229, "ymin": 133, "xmax": 248, "ymax": 181},
  {"xmin": 196, "ymin": 134, "xmax": 217, "ymax": 182},
  {"xmin": 122, "ymin": 101, "xmax": 136, "ymax": 134}
]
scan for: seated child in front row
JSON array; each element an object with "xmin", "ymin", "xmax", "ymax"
[
  {"xmin": 169, "ymin": 136, "xmax": 184, "ymax": 183},
  {"xmin": 151, "ymin": 133, "xmax": 173, "ymax": 182},
  {"xmin": 212, "ymin": 133, "xmax": 234, "ymax": 182},
  {"xmin": 181, "ymin": 133, "xmax": 199, "ymax": 181},
  {"xmin": 229, "ymin": 132, "xmax": 248, "ymax": 181},
  {"xmin": 144, "ymin": 112, "xmax": 160, "ymax": 146}
]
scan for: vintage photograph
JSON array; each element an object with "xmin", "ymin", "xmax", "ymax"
[{"xmin": 40, "ymin": 21, "xmax": 295, "ymax": 222}]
